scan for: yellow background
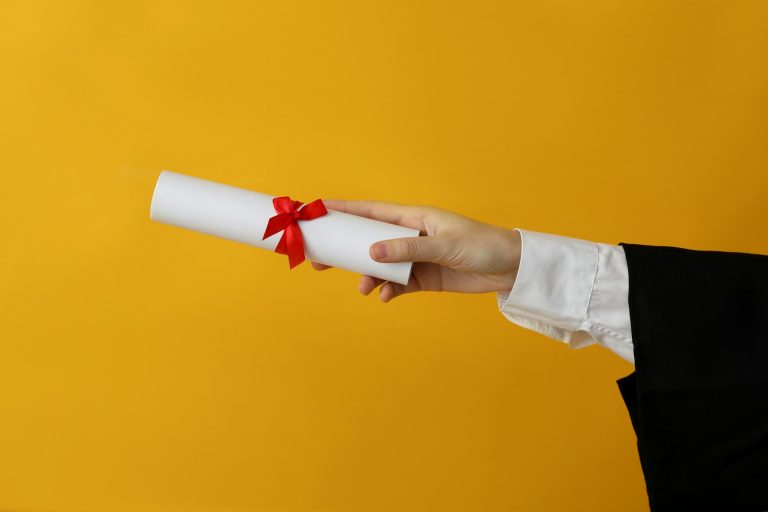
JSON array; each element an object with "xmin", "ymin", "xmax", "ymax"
[{"xmin": 1, "ymin": 1, "xmax": 766, "ymax": 510}]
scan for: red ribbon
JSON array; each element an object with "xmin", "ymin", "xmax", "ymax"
[{"xmin": 262, "ymin": 196, "xmax": 328, "ymax": 269}]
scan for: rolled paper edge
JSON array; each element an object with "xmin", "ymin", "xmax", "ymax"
[{"xmin": 148, "ymin": 170, "xmax": 167, "ymax": 222}]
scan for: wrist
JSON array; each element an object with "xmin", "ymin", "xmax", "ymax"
[
  {"xmin": 506, "ymin": 228, "xmax": 522, "ymax": 287},
  {"xmin": 489, "ymin": 227, "xmax": 521, "ymax": 292},
  {"xmin": 509, "ymin": 228, "xmax": 521, "ymax": 270}
]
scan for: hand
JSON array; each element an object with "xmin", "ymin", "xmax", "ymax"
[{"xmin": 312, "ymin": 199, "xmax": 522, "ymax": 303}]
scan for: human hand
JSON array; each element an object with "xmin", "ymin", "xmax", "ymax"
[{"xmin": 312, "ymin": 199, "xmax": 522, "ymax": 303}]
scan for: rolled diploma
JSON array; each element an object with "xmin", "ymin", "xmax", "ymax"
[{"xmin": 150, "ymin": 170, "xmax": 419, "ymax": 285}]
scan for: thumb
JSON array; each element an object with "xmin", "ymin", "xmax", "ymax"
[{"xmin": 370, "ymin": 234, "xmax": 450, "ymax": 264}]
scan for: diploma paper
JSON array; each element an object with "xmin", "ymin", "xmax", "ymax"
[{"xmin": 150, "ymin": 171, "xmax": 419, "ymax": 285}]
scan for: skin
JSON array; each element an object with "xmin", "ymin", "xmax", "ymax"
[{"xmin": 312, "ymin": 199, "xmax": 523, "ymax": 303}]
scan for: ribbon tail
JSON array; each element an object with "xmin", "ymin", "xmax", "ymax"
[
  {"xmin": 275, "ymin": 231, "xmax": 288, "ymax": 255},
  {"xmin": 284, "ymin": 223, "xmax": 305, "ymax": 269}
]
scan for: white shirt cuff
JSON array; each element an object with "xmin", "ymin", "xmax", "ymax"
[{"xmin": 497, "ymin": 229, "xmax": 634, "ymax": 364}]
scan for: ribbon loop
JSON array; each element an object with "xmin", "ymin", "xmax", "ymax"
[{"xmin": 262, "ymin": 196, "xmax": 328, "ymax": 268}]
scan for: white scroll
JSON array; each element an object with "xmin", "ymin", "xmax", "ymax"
[{"xmin": 150, "ymin": 170, "xmax": 418, "ymax": 284}]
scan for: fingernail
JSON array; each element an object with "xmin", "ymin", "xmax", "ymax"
[{"xmin": 371, "ymin": 243, "xmax": 388, "ymax": 260}]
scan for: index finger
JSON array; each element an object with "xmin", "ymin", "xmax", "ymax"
[{"xmin": 323, "ymin": 199, "xmax": 425, "ymax": 231}]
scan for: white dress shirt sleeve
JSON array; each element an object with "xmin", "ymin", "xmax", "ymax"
[{"xmin": 497, "ymin": 229, "xmax": 635, "ymax": 364}]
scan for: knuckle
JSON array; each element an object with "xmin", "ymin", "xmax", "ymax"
[{"xmin": 400, "ymin": 238, "xmax": 416, "ymax": 260}]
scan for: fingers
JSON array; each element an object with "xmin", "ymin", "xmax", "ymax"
[
  {"xmin": 379, "ymin": 276, "xmax": 422, "ymax": 303},
  {"xmin": 358, "ymin": 279, "xmax": 408, "ymax": 303},
  {"xmin": 358, "ymin": 275, "xmax": 418, "ymax": 303},
  {"xmin": 358, "ymin": 268, "xmax": 426, "ymax": 303},
  {"xmin": 314, "ymin": 263, "xmax": 418, "ymax": 304},
  {"xmin": 379, "ymin": 282, "xmax": 402, "ymax": 303},
  {"xmin": 323, "ymin": 199, "xmax": 426, "ymax": 231},
  {"xmin": 358, "ymin": 275, "xmax": 385, "ymax": 295},
  {"xmin": 370, "ymin": 234, "xmax": 450, "ymax": 264}
]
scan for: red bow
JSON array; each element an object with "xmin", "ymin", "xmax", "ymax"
[{"xmin": 262, "ymin": 196, "xmax": 328, "ymax": 269}]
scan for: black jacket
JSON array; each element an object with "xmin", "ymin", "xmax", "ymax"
[{"xmin": 617, "ymin": 243, "xmax": 768, "ymax": 511}]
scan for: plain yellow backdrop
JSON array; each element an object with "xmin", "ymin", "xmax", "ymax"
[{"xmin": 1, "ymin": 1, "xmax": 766, "ymax": 510}]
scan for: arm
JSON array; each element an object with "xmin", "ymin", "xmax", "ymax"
[{"xmin": 313, "ymin": 199, "xmax": 633, "ymax": 363}]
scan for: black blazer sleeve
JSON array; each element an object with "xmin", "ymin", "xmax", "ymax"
[{"xmin": 616, "ymin": 243, "xmax": 768, "ymax": 511}]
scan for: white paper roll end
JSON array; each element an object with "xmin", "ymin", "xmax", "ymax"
[{"xmin": 148, "ymin": 169, "xmax": 171, "ymax": 222}]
